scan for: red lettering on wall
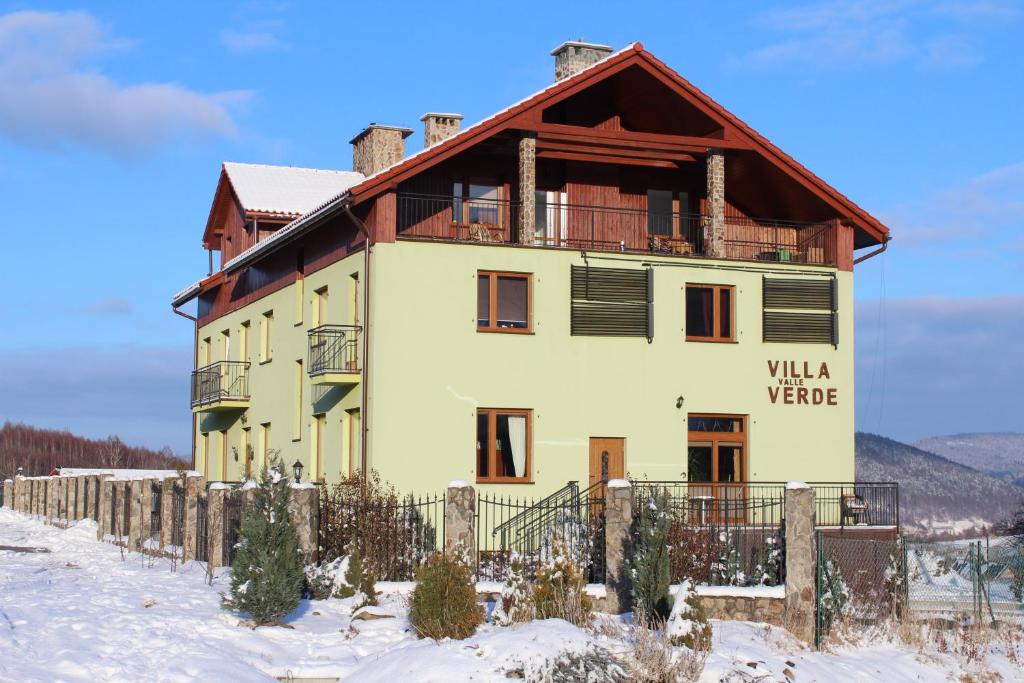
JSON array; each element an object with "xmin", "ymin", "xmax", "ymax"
[
  {"xmin": 768, "ymin": 387, "xmax": 780, "ymax": 403},
  {"xmin": 768, "ymin": 360, "xmax": 780, "ymax": 378},
  {"xmin": 827, "ymin": 388, "xmax": 838, "ymax": 405},
  {"xmin": 797, "ymin": 387, "xmax": 809, "ymax": 404}
]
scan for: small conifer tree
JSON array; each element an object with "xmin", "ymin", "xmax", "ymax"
[
  {"xmin": 343, "ymin": 549, "xmax": 378, "ymax": 609},
  {"xmin": 222, "ymin": 460, "xmax": 305, "ymax": 625},
  {"xmin": 631, "ymin": 489, "xmax": 672, "ymax": 622},
  {"xmin": 532, "ymin": 530, "xmax": 592, "ymax": 626},
  {"xmin": 409, "ymin": 548, "xmax": 482, "ymax": 640},
  {"xmin": 666, "ymin": 579, "xmax": 712, "ymax": 650},
  {"xmin": 493, "ymin": 552, "xmax": 533, "ymax": 625}
]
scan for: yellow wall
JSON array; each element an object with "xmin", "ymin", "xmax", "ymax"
[
  {"xmin": 366, "ymin": 240, "xmax": 855, "ymax": 496},
  {"xmin": 195, "ymin": 251, "xmax": 364, "ymax": 482}
]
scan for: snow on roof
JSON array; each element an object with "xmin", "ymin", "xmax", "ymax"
[{"xmin": 222, "ymin": 162, "xmax": 363, "ymax": 217}]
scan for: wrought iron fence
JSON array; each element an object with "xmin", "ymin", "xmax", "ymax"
[
  {"xmin": 813, "ymin": 482, "xmax": 899, "ymax": 528},
  {"xmin": 190, "ymin": 361, "xmax": 250, "ymax": 408},
  {"xmin": 308, "ymin": 325, "xmax": 361, "ymax": 376},
  {"xmin": 631, "ymin": 482, "xmax": 785, "ymax": 587},
  {"xmin": 195, "ymin": 494, "xmax": 209, "ymax": 563},
  {"xmin": 150, "ymin": 481, "xmax": 162, "ymax": 541},
  {"xmin": 122, "ymin": 485, "xmax": 132, "ymax": 544},
  {"xmin": 318, "ymin": 485, "xmax": 445, "ymax": 581},
  {"xmin": 222, "ymin": 492, "xmax": 244, "ymax": 567},
  {"xmin": 815, "ymin": 532, "xmax": 904, "ymax": 646},
  {"xmin": 476, "ymin": 482, "xmax": 606, "ymax": 584},
  {"xmin": 108, "ymin": 484, "xmax": 118, "ymax": 537}
]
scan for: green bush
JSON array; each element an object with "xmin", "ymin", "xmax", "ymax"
[
  {"xmin": 532, "ymin": 531, "xmax": 592, "ymax": 626},
  {"xmin": 342, "ymin": 549, "xmax": 378, "ymax": 609},
  {"xmin": 223, "ymin": 461, "xmax": 305, "ymax": 625},
  {"xmin": 492, "ymin": 552, "xmax": 533, "ymax": 625},
  {"xmin": 666, "ymin": 580, "xmax": 712, "ymax": 651},
  {"xmin": 409, "ymin": 550, "xmax": 483, "ymax": 640},
  {"xmin": 631, "ymin": 489, "xmax": 672, "ymax": 622}
]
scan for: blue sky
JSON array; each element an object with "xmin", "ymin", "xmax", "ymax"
[{"xmin": 0, "ymin": 1, "xmax": 1021, "ymax": 454}]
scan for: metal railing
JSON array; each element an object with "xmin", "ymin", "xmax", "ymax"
[
  {"xmin": 195, "ymin": 494, "xmax": 209, "ymax": 563},
  {"xmin": 813, "ymin": 482, "xmax": 900, "ymax": 528},
  {"xmin": 150, "ymin": 481, "xmax": 162, "ymax": 541},
  {"xmin": 223, "ymin": 492, "xmax": 243, "ymax": 566},
  {"xmin": 396, "ymin": 193, "xmax": 838, "ymax": 266},
  {"xmin": 307, "ymin": 325, "xmax": 362, "ymax": 376},
  {"xmin": 190, "ymin": 361, "xmax": 250, "ymax": 408}
]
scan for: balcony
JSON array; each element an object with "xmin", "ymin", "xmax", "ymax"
[
  {"xmin": 308, "ymin": 325, "xmax": 361, "ymax": 386},
  {"xmin": 191, "ymin": 361, "xmax": 250, "ymax": 412},
  {"xmin": 396, "ymin": 193, "xmax": 838, "ymax": 266}
]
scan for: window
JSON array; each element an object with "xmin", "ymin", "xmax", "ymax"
[
  {"xmin": 476, "ymin": 409, "xmax": 531, "ymax": 483},
  {"xmin": 453, "ymin": 181, "xmax": 501, "ymax": 225},
  {"xmin": 199, "ymin": 432, "xmax": 209, "ymax": 479},
  {"xmin": 239, "ymin": 321, "xmax": 250, "ymax": 362},
  {"xmin": 219, "ymin": 429, "xmax": 229, "ymax": 481},
  {"xmin": 241, "ymin": 427, "xmax": 252, "ymax": 479},
  {"xmin": 295, "ymin": 250, "xmax": 305, "ymax": 325},
  {"xmin": 536, "ymin": 190, "xmax": 567, "ymax": 245},
  {"xmin": 686, "ymin": 284, "xmax": 735, "ymax": 342},
  {"xmin": 646, "ymin": 190, "xmax": 690, "ymax": 238},
  {"xmin": 349, "ymin": 273, "xmax": 360, "ymax": 325},
  {"xmin": 312, "ymin": 414, "xmax": 325, "ymax": 483},
  {"xmin": 313, "ymin": 286, "xmax": 328, "ymax": 327},
  {"xmin": 259, "ymin": 311, "xmax": 273, "ymax": 362},
  {"xmin": 258, "ymin": 423, "xmax": 270, "ymax": 472},
  {"xmin": 687, "ymin": 414, "xmax": 746, "ymax": 484},
  {"xmin": 570, "ymin": 265, "xmax": 653, "ymax": 339},
  {"xmin": 477, "ymin": 271, "xmax": 531, "ymax": 332},
  {"xmin": 220, "ymin": 329, "xmax": 231, "ymax": 361},
  {"xmin": 347, "ymin": 409, "xmax": 361, "ymax": 476},
  {"xmin": 293, "ymin": 360, "xmax": 303, "ymax": 441},
  {"xmin": 200, "ymin": 337, "xmax": 211, "ymax": 366},
  {"xmin": 762, "ymin": 277, "xmax": 837, "ymax": 345}
]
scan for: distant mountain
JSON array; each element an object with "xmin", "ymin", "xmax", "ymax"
[
  {"xmin": 855, "ymin": 432, "xmax": 1024, "ymax": 539},
  {"xmin": 913, "ymin": 433, "xmax": 1024, "ymax": 488},
  {"xmin": 0, "ymin": 422, "xmax": 189, "ymax": 480}
]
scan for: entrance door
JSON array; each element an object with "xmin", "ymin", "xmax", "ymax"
[
  {"xmin": 589, "ymin": 437, "xmax": 625, "ymax": 493},
  {"xmin": 686, "ymin": 414, "xmax": 747, "ymax": 524}
]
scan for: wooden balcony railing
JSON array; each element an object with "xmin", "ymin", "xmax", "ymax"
[{"xmin": 395, "ymin": 193, "xmax": 838, "ymax": 266}]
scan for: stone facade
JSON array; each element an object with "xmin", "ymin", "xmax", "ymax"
[
  {"xmin": 603, "ymin": 481, "xmax": 634, "ymax": 613},
  {"xmin": 706, "ymin": 149, "xmax": 725, "ymax": 258},
  {"xmin": 444, "ymin": 482, "xmax": 475, "ymax": 556},
  {"xmin": 208, "ymin": 486, "xmax": 227, "ymax": 568},
  {"xmin": 551, "ymin": 41, "xmax": 613, "ymax": 81},
  {"xmin": 288, "ymin": 484, "xmax": 319, "ymax": 563},
  {"xmin": 182, "ymin": 476, "xmax": 205, "ymax": 561},
  {"xmin": 784, "ymin": 486, "xmax": 817, "ymax": 643},
  {"xmin": 420, "ymin": 113, "xmax": 462, "ymax": 148},
  {"xmin": 350, "ymin": 124, "xmax": 413, "ymax": 177},
  {"xmin": 518, "ymin": 134, "xmax": 537, "ymax": 245},
  {"xmin": 702, "ymin": 594, "xmax": 786, "ymax": 625}
]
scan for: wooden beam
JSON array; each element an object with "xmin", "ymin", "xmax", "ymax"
[
  {"xmin": 536, "ymin": 149, "xmax": 678, "ymax": 168},
  {"xmin": 536, "ymin": 138, "xmax": 697, "ymax": 162},
  {"xmin": 538, "ymin": 131, "xmax": 709, "ymax": 156},
  {"xmin": 534, "ymin": 123, "xmax": 750, "ymax": 150}
]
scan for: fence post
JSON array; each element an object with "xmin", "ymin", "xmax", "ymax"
[
  {"xmin": 288, "ymin": 483, "xmax": 319, "ymax": 564},
  {"xmin": 182, "ymin": 475, "xmax": 205, "ymax": 562},
  {"xmin": 55, "ymin": 477, "xmax": 66, "ymax": 525},
  {"xmin": 12, "ymin": 477, "xmax": 22, "ymax": 512},
  {"xmin": 140, "ymin": 477, "xmax": 157, "ymax": 552},
  {"xmin": 46, "ymin": 477, "xmax": 58, "ymax": 524},
  {"xmin": 98, "ymin": 476, "xmax": 113, "ymax": 540},
  {"xmin": 604, "ymin": 479, "xmax": 633, "ymax": 614},
  {"xmin": 159, "ymin": 476, "xmax": 177, "ymax": 550},
  {"xmin": 784, "ymin": 482, "xmax": 817, "ymax": 645},
  {"xmin": 125, "ymin": 479, "xmax": 142, "ymax": 551},
  {"xmin": 3, "ymin": 479, "xmax": 12, "ymax": 510},
  {"xmin": 444, "ymin": 481, "xmax": 475, "ymax": 558},
  {"xmin": 208, "ymin": 484, "xmax": 227, "ymax": 570}
]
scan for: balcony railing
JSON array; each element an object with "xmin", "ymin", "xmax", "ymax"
[
  {"xmin": 308, "ymin": 324, "xmax": 361, "ymax": 377},
  {"xmin": 190, "ymin": 361, "xmax": 250, "ymax": 409},
  {"xmin": 396, "ymin": 193, "xmax": 837, "ymax": 266}
]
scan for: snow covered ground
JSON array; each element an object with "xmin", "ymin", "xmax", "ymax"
[{"xmin": 0, "ymin": 509, "xmax": 1020, "ymax": 682}]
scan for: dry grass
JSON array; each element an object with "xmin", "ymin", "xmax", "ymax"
[{"xmin": 620, "ymin": 616, "xmax": 707, "ymax": 683}]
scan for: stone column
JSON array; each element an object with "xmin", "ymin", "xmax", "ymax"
[
  {"xmin": 46, "ymin": 478, "xmax": 58, "ymax": 524},
  {"xmin": 784, "ymin": 483, "xmax": 817, "ymax": 644},
  {"xmin": 141, "ymin": 478, "xmax": 158, "ymax": 552},
  {"xmin": 3, "ymin": 479, "xmax": 12, "ymax": 509},
  {"xmin": 705, "ymin": 149, "xmax": 725, "ymax": 258},
  {"xmin": 97, "ymin": 475, "xmax": 114, "ymax": 540},
  {"xmin": 288, "ymin": 484, "xmax": 319, "ymax": 564},
  {"xmin": 74, "ymin": 476, "xmax": 86, "ymax": 520},
  {"xmin": 31, "ymin": 479, "xmax": 39, "ymax": 518},
  {"xmin": 208, "ymin": 484, "xmax": 227, "ymax": 569},
  {"xmin": 127, "ymin": 480, "xmax": 143, "ymax": 551},
  {"xmin": 159, "ymin": 476, "xmax": 177, "ymax": 550},
  {"xmin": 604, "ymin": 480, "xmax": 634, "ymax": 614},
  {"xmin": 182, "ymin": 475, "xmax": 205, "ymax": 562},
  {"xmin": 444, "ymin": 481, "xmax": 475, "ymax": 559},
  {"xmin": 57, "ymin": 477, "xmax": 67, "ymax": 525},
  {"xmin": 518, "ymin": 134, "xmax": 537, "ymax": 245}
]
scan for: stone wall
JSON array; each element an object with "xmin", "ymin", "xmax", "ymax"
[{"xmin": 701, "ymin": 594, "xmax": 786, "ymax": 625}]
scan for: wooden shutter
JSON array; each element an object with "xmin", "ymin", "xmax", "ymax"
[
  {"xmin": 570, "ymin": 266, "xmax": 653, "ymax": 339},
  {"xmin": 762, "ymin": 276, "xmax": 837, "ymax": 345}
]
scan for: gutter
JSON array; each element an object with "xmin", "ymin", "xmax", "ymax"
[
  {"xmin": 853, "ymin": 236, "xmax": 889, "ymax": 265},
  {"xmin": 343, "ymin": 205, "xmax": 372, "ymax": 477},
  {"xmin": 172, "ymin": 303, "xmax": 199, "ymax": 472}
]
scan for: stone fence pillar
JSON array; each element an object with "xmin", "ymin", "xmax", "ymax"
[
  {"xmin": 288, "ymin": 483, "xmax": 319, "ymax": 564},
  {"xmin": 127, "ymin": 479, "xmax": 143, "ymax": 552},
  {"xmin": 444, "ymin": 481, "xmax": 475, "ymax": 558},
  {"xmin": 784, "ymin": 483, "xmax": 816, "ymax": 644},
  {"xmin": 604, "ymin": 479, "xmax": 634, "ymax": 614},
  {"xmin": 208, "ymin": 484, "xmax": 228, "ymax": 569},
  {"xmin": 3, "ymin": 479, "xmax": 12, "ymax": 509},
  {"xmin": 97, "ymin": 475, "xmax": 114, "ymax": 540},
  {"xmin": 57, "ymin": 477, "xmax": 67, "ymax": 525},
  {"xmin": 75, "ymin": 475, "xmax": 87, "ymax": 521},
  {"xmin": 159, "ymin": 476, "xmax": 179, "ymax": 550},
  {"xmin": 182, "ymin": 476, "xmax": 205, "ymax": 562},
  {"xmin": 46, "ymin": 478, "xmax": 58, "ymax": 524}
]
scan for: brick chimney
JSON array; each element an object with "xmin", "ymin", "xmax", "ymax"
[
  {"xmin": 551, "ymin": 40, "xmax": 613, "ymax": 81},
  {"xmin": 420, "ymin": 113, "xmax": 464, "ymax": 148},
  {"xmin": 349, "ymin": 123, "xmax": 414, "ymax": 177}
]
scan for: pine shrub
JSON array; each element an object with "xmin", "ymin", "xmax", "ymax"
[
  {"xmin": 223, "ymin": 462, "xmax": 305, "ymax": 625},
  {"xmin": 409, "ymin": 549, "xmax": 483, "ymax": 640},
  {"xmin": 631, "ymin": 488, "xmax": 672, "ymax": 622},
  {"xmin": 343, "ymin": 549, "xmax": 378, "ymax": 609},
  {"xmin": 532, "ymin": 530, "xmax": 592, "ymax": 626},
  {"xmin": 492, "ymin": 552, "xmax": 533, "ymax": 625},
  {"xmin": 666, "ymin": 579, "xmax": 712, "ymax": 651}
]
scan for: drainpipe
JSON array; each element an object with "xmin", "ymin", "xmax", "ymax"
[
  {"xmin": 343, "ymin": 204, "xmax": 372, "ymax": 478},
  {"xmin": 853, "ymin": 235, "xmax": 889, "ymax": 265},
  {"xmin": 173, "ymin": 304, "xmax": 199, "ymax": 471}
]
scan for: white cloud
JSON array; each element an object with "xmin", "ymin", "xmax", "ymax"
[
  {"xmin": 738, "ymin": 0, "xmax": 1018, "ymax": 69},
  {"xmin": 0, "ymin": 10, "xmax": 252, "ymax": 158},
  {"xmin": 82, "ymin": 297, "xmax": 134, "ymax": 316},
  {"xmin": 220, "ymin": 28, "xmax": 287, "ymax": 52}
]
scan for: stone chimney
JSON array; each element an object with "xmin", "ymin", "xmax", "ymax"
[
  {"xmin": 551, "ymin": 40, "xmax": 613, "ymax": 81},
  {"xmin": 349, "ymin": 123, "xmax": 414, "ymax": 177},
  {"xmin": 421, "ymin": 113, "xmax": 463, "ymax": 148}
]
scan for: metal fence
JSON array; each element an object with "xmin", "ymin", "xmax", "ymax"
[
  {"xmin": 195, "ymin": 495, "xmax": 209, "ymax": 563},
  {"xmin": 632, "ymin": 482, "xmax": 785, "ymax": 587},
  {"xmin": 476, "ymin": 482, "xmax": 606, "ymax": 584},
  {"xmin": 906, "ymin": 539, "xmax": 1024, "ymax": 626},
  {"xmin": 150, "ymin": 481, "xmax": 162, "ymax": 542},
  {"xmin": 222, "ymin": 493, "xmax": 244, "ymax": 566},
  {"xmin": 815, "ymin": 532, "xmax": 903, "ymax": 646},
  {"xmin": 318, "ymin": 486, "xmax": 445, "ymax": 581}
]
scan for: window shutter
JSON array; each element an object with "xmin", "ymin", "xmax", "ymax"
[
  {"xmin": 762, "ymin": 276, "xmax": 838, "ymax": 345},
  {"xmin": 571, "ymin": 265, "xmax": 653, "ymax": 339}
]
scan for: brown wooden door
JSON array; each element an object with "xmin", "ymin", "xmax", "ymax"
[{"xmin": 589, "ymin": 437, "xmax": 625, "ymax": 492}]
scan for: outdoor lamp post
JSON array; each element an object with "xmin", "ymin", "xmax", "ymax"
[
  {"xmin": 16, "ymin": 467, "xmax": 23, "ymax": 477},
  {"xmin": 292, "ymin": 460, "xmax": 304, "ymax": 483}
]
